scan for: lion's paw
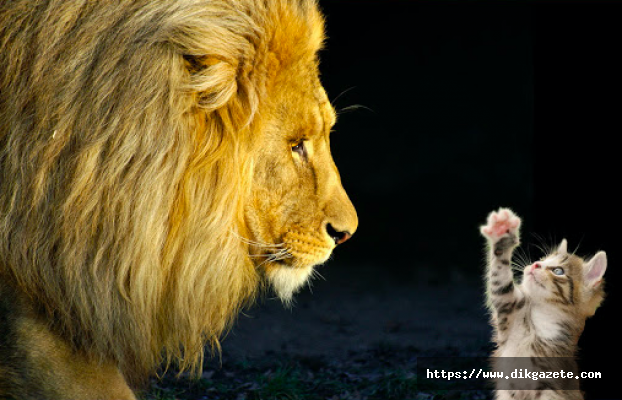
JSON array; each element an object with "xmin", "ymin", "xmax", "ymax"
[{"xmin": 480, "ymin": 208, "xmax": 521, "ymax": 243}]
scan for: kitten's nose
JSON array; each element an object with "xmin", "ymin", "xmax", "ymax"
[{"xmin": 533, "ymin": 263, "xmax": 541, "ymax": 270}]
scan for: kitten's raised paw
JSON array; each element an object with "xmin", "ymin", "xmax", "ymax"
[{"xmin": 480, "ymin": 208, "xmax": 521, "ymax": 242}]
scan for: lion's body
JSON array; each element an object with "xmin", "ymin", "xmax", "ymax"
[{"xmin": 0, "ymin": 1, "xmax": 357, "ymax": 398}]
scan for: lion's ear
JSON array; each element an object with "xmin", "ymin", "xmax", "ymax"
[
  {"xmin": 183, "ymin": 55, "xmax": 224, "ymax": 73},
  {"xmin": 183, "ymin": 54, "xmax": 239, "ymax": 111}
]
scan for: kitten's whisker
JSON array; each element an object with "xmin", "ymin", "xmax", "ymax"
[
  {"xmin": 512, "ymin": 247, "xmax": 531, "ymax": 270},
  {"xmin": 571, "ymin": 236, "xmax": 585, "ymax": 256},
  {"xmin": 531, "ymin": 233, "xmax": 553, "ymax": 256}
]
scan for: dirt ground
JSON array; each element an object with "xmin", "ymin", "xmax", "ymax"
[
  {"xmin": 146, "ymin": 262, "xmax": 496, "ymax": 399},
  {"xmin": 221, "ymin": 262, "xmax": 491, "ymax": 361}
]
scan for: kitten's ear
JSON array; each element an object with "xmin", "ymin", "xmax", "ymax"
[
  {"xmin": 584, "ymin": 251, "xmax": 607, "ymax": 287},
  {"xmin": 557, "ymin": 239, "xmax": 568, "ymax": 255}
]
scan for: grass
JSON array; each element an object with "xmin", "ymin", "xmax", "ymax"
[{"xmin": 141, "ymin": 346, "xmax": 494, "ymax": 400}]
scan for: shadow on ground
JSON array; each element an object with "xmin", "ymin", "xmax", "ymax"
[{"xmin": 145, "ymin": 262, "xmax": 495, "ymax": 400}]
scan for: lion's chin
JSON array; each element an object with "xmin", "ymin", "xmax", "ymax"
[{"xmin": 266, "ymin": 262, "xmax": 317, "ymax": 305}]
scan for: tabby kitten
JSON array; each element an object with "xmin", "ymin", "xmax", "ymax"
[{"xmin": 480, "ymin": 208, "xmax": 607, "ymax": 400}]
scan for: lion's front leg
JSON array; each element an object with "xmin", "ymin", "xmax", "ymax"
[{"xmin": 0, "ymin": 296, "xmax": 136, "ymax": 400}]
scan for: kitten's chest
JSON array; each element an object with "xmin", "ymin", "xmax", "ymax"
[
  {"xmin": 495, "ymin": 307, "xmax": 570, "ymax": 357},
  {"xmin": 495, "ymin": 309, "xmax": 534, "ymax": 357}
]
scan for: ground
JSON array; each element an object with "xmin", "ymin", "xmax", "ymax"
[{"xmin": 144, "ymin": 262, "xmax": 497, "ymax": 400}]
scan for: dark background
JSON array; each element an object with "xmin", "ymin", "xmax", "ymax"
[{"xmin": 317, "ymin": 1, "xmax": 621, "ymax": 398}]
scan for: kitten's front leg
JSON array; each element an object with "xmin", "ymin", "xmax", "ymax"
[{"xmin": 480, "ymin": 208, "xmax": 524, "ymax": 329}]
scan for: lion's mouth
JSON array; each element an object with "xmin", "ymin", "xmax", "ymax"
[
  {"xmin": 266, "ymin": 251, "xmax": 294, "ymax": 267},
  {"xmin": 263, "ymin": 255, "xmax": 317, "ymax": 304},
  {"xmin": 252, "ymin": 233, "xmax": 333, "ymax": 269},
  {"xmin": 256, "ymin": 236, "xmax": 333, "ymax": 303},
  {"xmin": 282, "ymin": 231, "xmax": 334, "ymax": 266},
  {"xmin": 247, "ymin": 230, "xmax": 335, "ymax": 303},
  {"xmin": 257, "ymin": 242, "xmax": 292, "ymax": 262}
]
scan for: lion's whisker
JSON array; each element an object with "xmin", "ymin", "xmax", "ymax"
[
  {"xmin": 249, "ymin": 254, "xmax": 277, "ymax": 259},
  {"xmin": 330, "ymin": 86, "xmax": 356, "ymax": 106},
  {"xmin": 249, "ymin": 249, "xmax": 291, "ymax": 260},
  {"xmin": 266, "ymin": 250, "xmax": 292, "ymax": 262},
  {"xmin": 310, "ymin": 268, "xmax": 325, "ymax": 282},
  {"xmin": 228, "ymin": 230, "xmax": 285, "ymax": 249},
  {"xmin": 336, "ymin": 104, "xmax": 374, "ymax": 115},
  {"xmin": 255, "ymin": 251, "xmax": 292, "ymax": 269},
  {"xmin": 1, "ymin": 0, "xmax": 359, "ymax": 395}
]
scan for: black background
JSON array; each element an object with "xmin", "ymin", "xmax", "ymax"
[{"xmin": 317, "ymin": 1, "xmax": 621, "ymax": 398}]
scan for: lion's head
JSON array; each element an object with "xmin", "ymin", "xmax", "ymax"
[
  {"xmin": 0, "ymin": 0, "xmax": 356, "ymax": 380},
  {"xmin": 244, "ymin": 59, "xmax": 358, "ymax": 303}
]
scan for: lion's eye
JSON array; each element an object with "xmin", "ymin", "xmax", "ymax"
[
  {"xmin": 291, "ymin": 140, "xmax": 307, "ymax": 160},
  {"xmin": 552, "ymin": 267, "xmax": 565, "ymax": 276}
]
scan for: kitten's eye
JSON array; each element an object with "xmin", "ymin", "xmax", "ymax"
[
  {"xmin": 291, "ymin": 140, "xmax": 307, "ymax": 160},
  {"xmin": 552, "ymin": 267, "xmax": 565, "ymax": 276}
]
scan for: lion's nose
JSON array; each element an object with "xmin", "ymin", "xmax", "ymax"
[{"xmin": 326, "ymin": 223, "xmax": 352, "ymax": 245}]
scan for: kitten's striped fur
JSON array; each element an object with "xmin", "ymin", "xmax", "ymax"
[{"xmin": 480, "ymin": 208, "xmax": 606, "ymax": 400}]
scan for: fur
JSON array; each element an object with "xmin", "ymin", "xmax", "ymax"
[
  {"xmin": 0, "ymin": 0, "xmax": 336, "ymax": 391},
  {"xmin": 480, "ymin": 208, "xmax": 606, "ymax": 400}
]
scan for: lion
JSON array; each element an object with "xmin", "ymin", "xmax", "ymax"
[{"xmin": 0, "ymin": 1, "xmax": 358, "ymax": 399}]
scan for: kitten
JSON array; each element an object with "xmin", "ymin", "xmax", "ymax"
[{"xmin": 480, "ymin": 208, "xmax": 606, "ymax": 400}]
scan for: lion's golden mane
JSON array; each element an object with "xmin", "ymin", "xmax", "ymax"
[{"xmin": 0, "ymin": 0, "xmax": 325, "ymax": 380}]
